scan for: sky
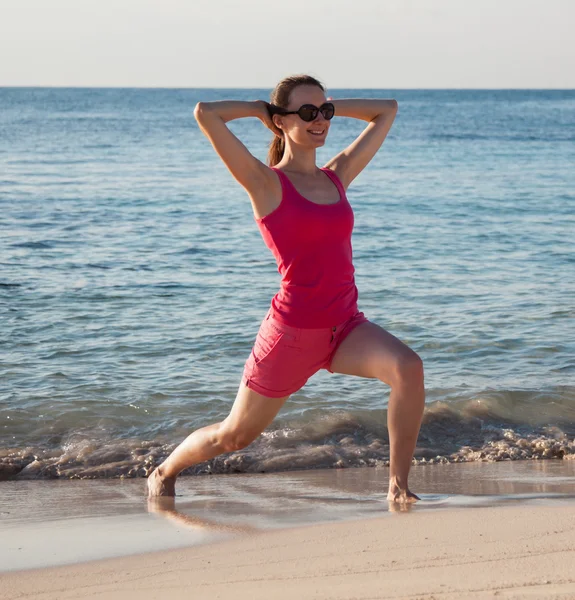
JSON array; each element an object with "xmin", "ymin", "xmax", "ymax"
[{"xmin": 1, "ymin": 0, "xmax": 574, "ymax": 88}]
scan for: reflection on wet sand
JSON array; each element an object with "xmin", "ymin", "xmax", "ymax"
[
  {"xmin": 147, "ymin": 490, "xmax": 417, "ymax": 529},
  {"xmin": 146, "ymin": 461, "xmax": 575, "ymax": 529},
  {"xmin": 147, "ymin": 496, "xmax": 260, "ymax": 535}
]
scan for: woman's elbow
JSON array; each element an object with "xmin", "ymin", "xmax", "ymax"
[{"xmin": 194, "ymin": 102, "xmax": 211, "ymax": 121}]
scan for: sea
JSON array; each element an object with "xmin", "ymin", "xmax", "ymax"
[{"xmin": 1, "ymin": 88, "xmax": 574, "ymax": 481}]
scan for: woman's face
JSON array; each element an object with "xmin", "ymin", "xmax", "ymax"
[{"xmin": 274, "ymin": 85, "xmax": 331, "ymax": 149}]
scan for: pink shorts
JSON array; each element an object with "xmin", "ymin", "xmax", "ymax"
[{"xmin": 242, "ymin": 309, "xmax": 369, "ymax": 398}]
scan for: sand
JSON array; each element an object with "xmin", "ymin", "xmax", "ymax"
[
  {"xmin": 1, "ymin": 503, "xmax": 575, "ymax": 599},
  {"xmin": 1, "ymin": 505, "xmax": 575, "ymax": 599}
]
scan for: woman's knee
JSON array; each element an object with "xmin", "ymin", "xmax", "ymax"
[
  {"xmin": 387, "ymin": 351, "xmax": 424, "ymax": 388},
  {"xmin": 215, "ymin": 423, "xmax": 257, "ymax": 453}
]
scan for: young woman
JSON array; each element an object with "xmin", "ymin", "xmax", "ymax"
[{"xmin": 147, "ymin": 74, "xmax": 425, "ymax": 504}]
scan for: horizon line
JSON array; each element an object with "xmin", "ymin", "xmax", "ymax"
[{"xmin": 1, "ymin": 85, "xmax": 574, "ymax": 91}]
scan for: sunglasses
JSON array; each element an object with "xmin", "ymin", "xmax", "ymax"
[{"xmin": 274, "ymin": 102, "xmax": 335, "ymax": 122}]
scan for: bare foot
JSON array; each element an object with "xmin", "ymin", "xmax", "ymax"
[
  {"xmin": 387, "ymin": 483, "xmax": 420, "ymax": 505},
  {"xmin": 147, "ymin": 467, "xmax": 176, "ymax": 498}
]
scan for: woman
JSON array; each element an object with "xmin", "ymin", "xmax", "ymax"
[{"xmin": 147, "ymin": 74, "xmax": 425, "ymax": 504}]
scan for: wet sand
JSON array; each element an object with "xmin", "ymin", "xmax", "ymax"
[{"xmin": 1, "ymin": 462, "xmax": 575, "ymax": 598}]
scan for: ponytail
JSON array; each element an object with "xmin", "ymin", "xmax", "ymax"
[{"xmin": 268, "ymin": 135, "xmax": 285, "ymax": 167}]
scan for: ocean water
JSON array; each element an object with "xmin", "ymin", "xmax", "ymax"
[{"xmin": 1, "ymin": 88, "xmax": 574, "ymax": 480}]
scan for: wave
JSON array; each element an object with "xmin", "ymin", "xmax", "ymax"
[
  {"xmin": 9, "ymin": 241, "xmax": 54, "ymax": 249},
  {"xmin": 1, "ymin": 390, "xmax": 574, "ymax": 481}
]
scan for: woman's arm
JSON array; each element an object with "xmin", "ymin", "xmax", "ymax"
[
  {"xmin": 324, "ymin": 98, "xmax": 398, "ymax": 189},
  {"xmin": 194, "ymin": 100, "xmax": 278, "ymax": 193}
]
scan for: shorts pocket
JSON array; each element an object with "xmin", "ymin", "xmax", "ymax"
[
  {"xmin": 266, "ymin": 317, "xmax": 300, "ymax": 343},
  {"xmin": 252, "ymin": 328, "xmax": 285, "ymax": 365}
]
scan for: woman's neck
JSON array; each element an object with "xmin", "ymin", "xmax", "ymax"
[{"xmin": 275, "ymin": 144, "xmax": 318, "ymax": 175}]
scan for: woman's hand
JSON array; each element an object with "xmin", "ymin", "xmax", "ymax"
[{"xmin": 255, "ymin": 100, "xmax": 283, "ymax": 138}]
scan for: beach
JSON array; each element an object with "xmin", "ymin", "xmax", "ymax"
[
  {"xmin": 2, "ymin": 87, "xmax": 574, "ymax": 597},
  {"xmin": 2, "ymin": 462, "xmax": 575, "ymax": 599}
]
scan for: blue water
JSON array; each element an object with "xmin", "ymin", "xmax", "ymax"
[{"xmin": 1, "ymin": 88, "xmax": 574, "ymax": 479}]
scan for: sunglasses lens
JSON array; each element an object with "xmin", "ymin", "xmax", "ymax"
[
  {"xmin": 298, "ymin": 106, "xmax": 318, "ymax": 122},
  {"xmin": 321, "ymin": 104, "xmax": 335, "ymax": 120}
]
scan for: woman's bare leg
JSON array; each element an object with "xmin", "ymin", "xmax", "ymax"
[
  {"xmin": 147, "ymin": 382, "xmax": 290, "ymax": 497},
  {"xmin": 328, "ymin": 321, "xmax": 426, "ymax": 503}
]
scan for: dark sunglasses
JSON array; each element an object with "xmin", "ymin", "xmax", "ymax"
[{"xmin": 273, "ymin": 102, "xmax": 335, "ymax": 122}]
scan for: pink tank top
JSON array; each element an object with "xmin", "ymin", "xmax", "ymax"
[{"xmin": 254, "ymin": 167, "xmax": 359, "ymax": 328}]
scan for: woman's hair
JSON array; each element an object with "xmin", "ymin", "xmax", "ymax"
[{"xmin": 267, "ymin": 74, "xmax": 325, "ymax": 167}]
